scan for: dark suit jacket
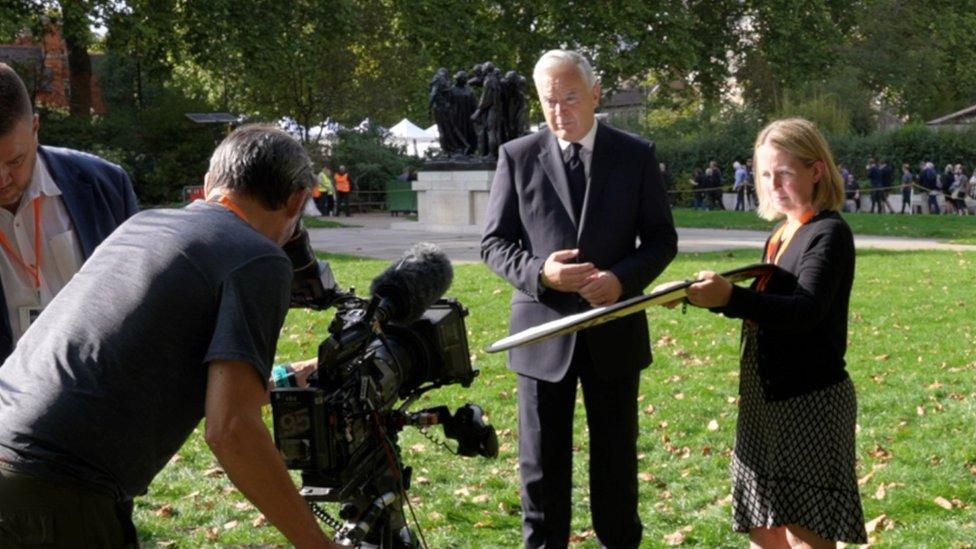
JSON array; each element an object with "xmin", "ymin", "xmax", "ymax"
[
  {"xmin": 716, "ymin": 211, "xmax": 855, "ymax": 401},
  {"xmin": 0, "ymin": 146, "xmax": 139, "ymax": 361},
  {"xmin": 481, "ymin": 123, "xmax": 677, "ymax": 382}
]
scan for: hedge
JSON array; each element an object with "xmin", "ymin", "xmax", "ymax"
[{"xmin": 654, "ymin": 123, "xmax": 976, "ymax": 205}]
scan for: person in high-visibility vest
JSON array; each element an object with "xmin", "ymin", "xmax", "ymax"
[
  {"xmin": 334, "ymin": 166, "xmax": 351, "ymax": 217},
  {"xmin": 316, "ymin": 168, "xmax": 334, "ymax": 216}
]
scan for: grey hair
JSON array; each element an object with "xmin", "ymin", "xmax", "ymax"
[
  {"xmin": 207, "ymin": 124, "xmax": 314, "ymax": 210},
  {"xmin": 0, "ymin": 62, "xmax": 33, "ymax": 136},
  {"xmin": 533, "ymin": 49, "xmax": 597, "ymax": 89}
]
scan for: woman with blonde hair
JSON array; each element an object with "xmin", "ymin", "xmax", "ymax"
[{"xmin": 683, "ymin": 118, "xmax": 867, "ymax": 547}]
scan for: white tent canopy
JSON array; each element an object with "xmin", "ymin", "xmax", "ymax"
[
  {"xmin": 389, "ymin": 118, "xmax": 436, "ymax": 141},
  {"xmin": 424, "ymin": 124, "xmax": 439, "ymax": 138}
]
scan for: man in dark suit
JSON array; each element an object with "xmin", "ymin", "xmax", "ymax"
[
  {"xmin": 0, "ymin": 62, "xmax": 138, "ymax": 362},
  {"xmin": 481, "ymin": 49, "xmax": 677, "ymax": 548}
]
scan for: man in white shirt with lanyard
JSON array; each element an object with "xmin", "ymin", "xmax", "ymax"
[{"xmin": 0, "ymin": 62, "xmax": 137, "ymax": 359}]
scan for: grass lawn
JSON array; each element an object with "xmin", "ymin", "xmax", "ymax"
[
  {"xmin": 673, "ymin": 209, "xmax": 976, "ymax": 245},
  {"xmin": 137, "ymin": 249, "xmax": 976, "ymax": 547},
  {"xmin": 302, "ymin": 216, "xmax": 356, "ymax": 229}
]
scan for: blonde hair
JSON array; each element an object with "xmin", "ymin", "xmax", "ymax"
[{"xmin": 753, "ymin": 118, "xmax": 845, "ymax": 221}]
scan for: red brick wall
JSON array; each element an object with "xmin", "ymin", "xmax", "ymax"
[{"xmin": 1, "ymin": 21, "xmax": 106, "ymax": 115}]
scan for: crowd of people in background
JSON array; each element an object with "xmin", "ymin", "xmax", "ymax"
[
  {"xmin": 841, "ymin": 158, "xmax": 975, "ymax": 215},
  {"xmin": 673, "ymin": 156, "xmax": 976, "ymax": 215},
  {"xmin": 679, "ymin": 159, "xmax": 757, "ymax": 211}
]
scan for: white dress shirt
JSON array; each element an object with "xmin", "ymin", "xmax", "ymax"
[
  {"xmin": 0, "ymin": 155, "xmax": 84, "ymax": 341},
  {"xmin": 556, "ymin": 122, "xmax": 598, "ymax": 182}
]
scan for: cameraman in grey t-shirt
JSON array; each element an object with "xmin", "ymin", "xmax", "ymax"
[{"xmin": 0, "ymin": 125, "xmax": 340, "ymax": 548}]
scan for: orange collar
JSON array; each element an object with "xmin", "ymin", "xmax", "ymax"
[
  {"xmin": 216, "ymin": 195, "xmax": 248, "ymax": 223},
  {"xmin": 765, "ymin": 209, "xmax": 816, "ymax": 265}
]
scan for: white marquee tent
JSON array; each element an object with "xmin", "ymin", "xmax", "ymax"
[{"xmin": 388, "ymin": 118, "xmax": 439, "ymax": 157}]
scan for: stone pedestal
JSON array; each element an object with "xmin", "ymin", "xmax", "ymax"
[{"xmin": 393, "ymin": 168, "xmax": 494, "ymax": 234}]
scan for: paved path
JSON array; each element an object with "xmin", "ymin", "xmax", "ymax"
[{"xmin": 307, "ymin": 213, "xmax": 976, "ymax": 262}]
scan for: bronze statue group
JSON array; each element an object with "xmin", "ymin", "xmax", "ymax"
[{"xmin": 429, "ymin": 62, "xmax": 529, "ymax": 158}]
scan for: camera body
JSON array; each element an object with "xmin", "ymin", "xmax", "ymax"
[
  {"xmin": 273, "ymin": 227, "xmax": 496, "ymax": 546},
  {"xmin": 271, "ymin": 297, "xmax": 476, "ymax": 502}
]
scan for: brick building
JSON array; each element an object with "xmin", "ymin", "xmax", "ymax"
[{"xmin": 0, "ymin": 19, "xmax": 105, "ymax": 114}]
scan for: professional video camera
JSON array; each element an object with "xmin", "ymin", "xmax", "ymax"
[{"xmin": 271, "ymin": 225, "xmax": 498, "ymax": 548}]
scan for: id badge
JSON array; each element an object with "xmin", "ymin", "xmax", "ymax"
[{"xmin": 19, "ymin": 305, "xmax": 44, "ymax": 334}]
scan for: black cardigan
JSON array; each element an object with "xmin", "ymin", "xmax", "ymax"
[{"xmin": 714, "ymin": 210, "xmax": 856, "ymax": 401}]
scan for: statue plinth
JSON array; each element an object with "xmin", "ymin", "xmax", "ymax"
[{"xmin": 392, "ymin": 163, "xmax": 494, "ymax": 235}]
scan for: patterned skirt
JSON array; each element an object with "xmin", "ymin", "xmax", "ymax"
[{"xmin": 731, "ymin": 323, "xmax": 868, "ymax": 543}]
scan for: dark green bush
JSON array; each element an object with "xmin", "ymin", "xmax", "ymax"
[
  {"xmin": 653, "ymin": 121, "xmax": 976, "ymax": 195},
  {"xmin": 327, "ymin": 125, "xmax": 418, "ymax": 206}
]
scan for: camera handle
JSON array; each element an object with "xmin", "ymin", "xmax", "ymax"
[{"xmin": 408, "ymin": 404, "xmax": 499, "ymax": 458}]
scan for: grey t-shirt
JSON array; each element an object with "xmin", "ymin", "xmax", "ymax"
[{"xmin": 0, "ymin": 201, "xmax": 291, "ymax": 499}]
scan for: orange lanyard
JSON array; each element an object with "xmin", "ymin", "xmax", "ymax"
[
  {"xmin": 757, "ymin": 209, "xmax": 815, "ymax": 292},
  {"xmin": 0, "ymin": 197, "xmax": 43, "ymax": 290},
  {"xmin": 217, "ymin": 195, "xmax": 248, "ymax": 222}
]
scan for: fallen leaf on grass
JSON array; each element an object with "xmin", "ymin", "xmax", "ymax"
[
  {"xmin": 472, "ymin": 494, "xmax": 490, "ymax": 504},
  {"xmin": 202, "ymin": 467, "xmax": 224, "ymax": 478},
  {"xmin": 569, "ymin": 530, "xmax": 595, "ymax": 542},
  {"xmin": 154, "ymin": 505, "xmax": 175, "ymax": 518},
  {"xmin": 205, "ymin": 526, "xmax": 220, "ymax": 541},
  {"xmin": 868, "ymin": 444, "xmax": 892, "ymax": 462},
  {"xmin": 864, "ymin": 513, "xmax": 890, "ymax": 534},
  {"xmin": 410, "ymin": 443, "xmax": 426, "ymax": 453},
  {"xmin": 251, "ymin": 514, "xmax": 267, "ymax": 528},
  {"xmin": 644, "ymin": 404, "xmax": 656, "ymax": 415},
  {"xmin": 874, "ymin": 484, "xmax": 886, "ymax": 500},
  {"xmin": 223, "ymin": 520, "xmax": 238, "ymax": 530},
  {"xmin": 934, "ymin": 496, "xmax": 954, "ymax": 510},
  {"xmin": 157, "ymin": 541, "xmax": 176, "ymax": 548},
  {"xmin": 857, "ymin": 463, "xmax": 885, "ymax": 486},
  {"xmin": 663, "ymin": 525, "xmax": 693, "ymax": 545},
  {"xmin": 707, "ymin": 419, "xmax": 719, "ymax": 431},
  {"xmin": 874, "ymin": 353, "xmax": 889, "ymax": 361},
  {"xmin": 673, "ymin": 392, "xmax": 685, "ymax": 400},
  {"xmin": 639, "ymin": 472, "xmax": 656, "ymax": 483}
]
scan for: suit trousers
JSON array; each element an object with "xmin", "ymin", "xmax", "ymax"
[{"xmin": 516, "ymin": 336, "xmax": 642, "ymax": 549}]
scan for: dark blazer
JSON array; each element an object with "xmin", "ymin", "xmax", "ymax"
[
  {"xmin": 716, "ymin": 210, "xmax": 855, "ymax": 401},
  {"xmin": 0, "ymin": 146, "xmax": 139, "ymax": 361},
  {"xmin": 481, "ymin": 123, "xmax": 677, "ymax": 382}
]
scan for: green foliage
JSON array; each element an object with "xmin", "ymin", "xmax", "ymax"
[
  {"xmin": 38, "ymin": 87, "xmax": 216, "ymax": 204},
  {"xmin": 655, "ymin": 118, "xmax": 976, "ymax": 190},
  {"xmin": 654, "ymin": 108, "xmax": 763, "ymax": 204},
  {"xmin": 830, "ymin": 124, "xmax": 976, "ymax": 180},
  {"xmin": 327, "ymin": 125, "xmax": 416, "ymax": 203}
]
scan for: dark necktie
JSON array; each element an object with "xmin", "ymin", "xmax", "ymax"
[{"xmin": 565, "ymin": 142, "xmax": 585, "ymax": 221}]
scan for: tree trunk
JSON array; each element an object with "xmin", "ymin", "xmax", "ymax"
[{"xmin": 61, "ymin": 1, "xmax": 92, "ymax": 117}]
